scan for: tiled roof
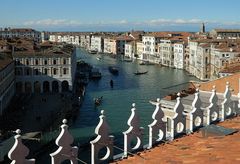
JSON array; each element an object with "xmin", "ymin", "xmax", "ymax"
[{"xmin": 198, "ymin": 73, "xmax": 240, "ymax": 95}]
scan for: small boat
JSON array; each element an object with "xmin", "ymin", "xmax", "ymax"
[
  {"xmin": 88, "ymin": 50, "xmax": 98, "ymax": 54},
  {"xmin": 108, "ymin": 66, "xmax": 119, "ymax": 75},
  {"xmin": 96, "ymin": 56, "xmax": 102, "ymax": 60},
  {"xmin": 134, "ymin": 71, "xmax": 148, "ymax": 75},
  {"xmin": 94, "ymin": 96, "xmax": 103, "ymax": 106},
  {"xmin": 123, "ymin": 58, "xmax": 133, "ymax": 62}
]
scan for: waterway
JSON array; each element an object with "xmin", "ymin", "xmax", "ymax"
[{"xmin": 65, "ymin": 48, "xmax": 197, "ymax": 162}]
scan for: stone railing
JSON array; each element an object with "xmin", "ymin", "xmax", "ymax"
[{"xmin": 7, "ymin": 82, "xmax": 240, "ymax": 164}]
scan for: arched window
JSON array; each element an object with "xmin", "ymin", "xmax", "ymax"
[
  {"xmin": 44, "ymin": 59, "xmax": 48, "ymax": 65},
  {"xmin": 53, "ymin": 59, "xmax": 57, "ymax": 65}
]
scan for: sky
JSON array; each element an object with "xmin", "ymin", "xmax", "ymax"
[{"xmin": 1, "ymin": 0, "xmax": 240, "ymax": 32}]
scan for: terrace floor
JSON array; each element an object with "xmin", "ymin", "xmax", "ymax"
[{"xmin": 113, "ymin": 116, "xmax": 240, "ymax": 164}]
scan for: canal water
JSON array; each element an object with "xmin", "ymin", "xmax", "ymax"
[{"xmin": 63, "ymin": 48, "xmax": 198, "ymax": 162}]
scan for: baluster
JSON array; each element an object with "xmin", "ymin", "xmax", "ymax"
[
  {"xmin": 123, "ymin": 103, "xmax": 144, "ymax": 158},
  {"xmin": 8, "ymin": 129, "xmax": 35, "ymax": 164},
  {"xmin": 189, "ymin": 88, "xmax": 204, "ymax": 132},
  {"xmin": 171, "ymin": 93, "xmax": 186, "ymax": 139},
  {"xmin": 204, "ymin": 86, "xmax": 219, "ymax": 126},
  {"xmin": 221, "ymin": 82, "xmax": 233, "ymax": 121},
  {"xmin": 50, "ymin": 119, "xmax": 78, "ymax": 164},
  {"xmin": 148, "ymin": 98, "xmax": 166, "ymax": 149},
  {"xmin": 90, "ymin": 110, "xmax": 114, "ymax": 164}
]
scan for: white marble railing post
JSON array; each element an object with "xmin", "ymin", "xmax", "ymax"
[
  {"xmin": 90, "ymin": 110, "xmax": 114, "ymax": 164},
  {"xmin": 185, "ymin": 89, "xmax": 204, "ymax": 133},
  {"xmin": 170, "ymin": 93, "xmax": 186, "ymax": 140},
  {"xmin": 50, "ymin": 119, "xmax": 78, "ymax": 164},
  {"xmin": 204, "ymin": 86, "xmax": 219, "ymax": 126},
  {"xmin": 148, "ymin": 98, "xmax": 166, "ymax": 149},
  {"xmin": 221, "ymin": 82, "xmax": 233, "ymax": 121},
  {"xmin": 8, "ymin": 129, "xmax": 35, "ymax": 164},
  {"xmin": 123, "ymin": 103, "xmax": 144, "ymax": 158}
]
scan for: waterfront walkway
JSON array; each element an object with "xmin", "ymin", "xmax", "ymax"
[{"xmin": 113, "ymin": 116, "xmax": 240, "ymax": 164}]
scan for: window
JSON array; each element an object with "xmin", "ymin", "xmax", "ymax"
[
  {"xmin": 26, "ymin": 59, "xmax": 29, "ymax": 65},
  {"xmin": 63, "ymin": 59, "xmax": 67, "ymax": 65},
  {"xmin": 44, "ymin": 59, "xmax": 48, "ymax": 65},
  {"xmin": 53, "ymin": 59, "xmax": 57, "ymax": 65},
  {"xmin": 35, "ymin": 69, "xmax": 39, "ymax": 75},
  {"xmin": 63, "ymin": 68, "xmax": 67, "ymax": 74},
  {"xmin": 44, "ymin": 68, "xmax": 48, "ymax": 75},
  {"xmin": 53, "ymin": 68, "xmax": 57, "ymax": 75},
  {"xmin": 35, "ymin": 59, "xmax": 39, "ymax": 65}
]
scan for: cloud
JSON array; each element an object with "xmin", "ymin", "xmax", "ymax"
[
  {"xmin": 24, "ymin": 19, "xmax": 81, "ymax": 26},
  {"xmin": 22, "ymin": 18, "xmax": 240, "ymax": 31}
]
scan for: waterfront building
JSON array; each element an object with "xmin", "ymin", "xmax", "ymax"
[
  {"xmin": 124, "ymin": 41, "xmax": 134, "ymax": 59},
  {"xmin": 159, "ymin": 39, "xmax": 176, "ymax": 67},
  {"xmin": 210, "ymin": 29, "xmax": 240, "ymax": 39},
  {"xmin": 0, "ymin": 28, "xmax": 41, "ymax": 42},
  {"xmin": 142, "ymin": 35, "xmax": 158, "ymax": 62},
  {"xmin": 136, "ymin": 41, "xmax": 144, "ymax": 59},
  {"xmin": 13, "ymin": 45, "xmax": 76, "ymax": 94},
  {"xmin": 90, "ymin": 35, "xmax": 103, "ymax": 52},
  {"xmin": 173, "ymin": 42, "xmax": 187, "ymax": 69},
  {"xmin": 188, "ymin": 39, "xmax": 211, "ymax": 80},
  {"xmin": 0, "ymin": 53, "xmax": 15, "ymax": 115},
  {"xmin": 103, "ymin": 37, "xmax": 116, "ymax": 54},
  {"xmin": 80, "ymin": 34, "xmax": 91, "ymax": 50},
  {"xmin": 49, "ymin": 33, "xmax": 80, "ymax": 45}
]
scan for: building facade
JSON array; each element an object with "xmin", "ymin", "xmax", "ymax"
[
  {"xmin": 13, "ymin": 47, "xmax": 76, "ymax": 94},
  {"xmin": 0, "ymin": 28, "xmax": 41, "ymax": 42},
  {"xmin": 0, "ymin": 54, "xmax": 15, "ymax": 115},
  {"xmin": 90, "ymin": 36, "xmax": 103, "ymax": 52}
]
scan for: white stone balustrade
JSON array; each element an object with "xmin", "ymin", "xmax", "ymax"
[
  {"xmin": 8, "ymin": 129, "xmax": 35, "ymax": 164},
  {"xmin": 50, "ymin": 119, "xmax": 78, "ymax": 164},
  {"xmin": 184, "ymin": 89, "xmax": 204, "ymax": 133},
  {"xmin": 90, "ymin": 110, "xmax": 114, "ymax": 164},
  {"xmin": 123, "ymin": 103, "xmax": 144, "ymax": 158},
  {"xmin": 204, "ymin": 86, "xmax": 219, "ymax": 125},
  {"xmin": 148, "ymin": 98, "xmax": 166, "ymax": 149},
  {"xmin": 221, "ymin": 82, "xmax": 233, "ymax": 121}
]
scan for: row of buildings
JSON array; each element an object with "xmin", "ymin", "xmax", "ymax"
[
  {"xmin": 45, "ymin": 26, "xmax": 240, "ymax": 81},
  {"xmin": 0, "ymin": 38, "xmax": 77, "ymax": 115}
]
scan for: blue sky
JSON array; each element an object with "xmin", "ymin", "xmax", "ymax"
[{"xmin": 1, "ymin": 0, "xmax": 240, "ymax": 31}]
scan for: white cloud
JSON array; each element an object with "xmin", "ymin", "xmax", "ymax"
[
  {"xmin": 24, "ymin": 19, "xmax": 81, "ymax": 26},
  {"xmin": 146, "ymin": 18, "xmax": 202, "ymax": 25},
  {"xmin": 22, "ymin": 18, "xmax": 240, "ymax": 29}
]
